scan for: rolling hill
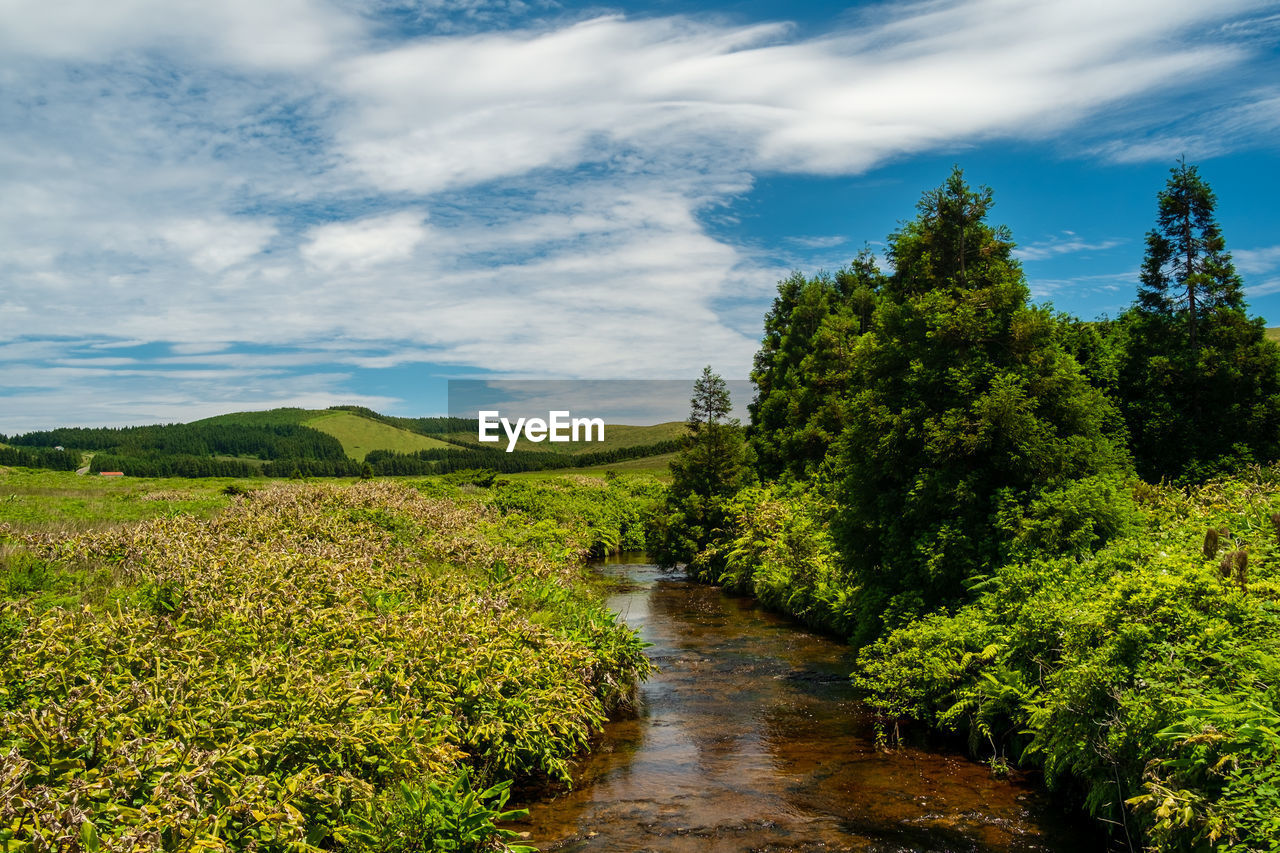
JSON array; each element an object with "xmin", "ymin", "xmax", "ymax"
[
  {"xmin": 302, "ymin": 412, "xmax": 452, "ymax": 461},
  {"xmin": 194, "ymin": 407, "xmax": 453, "ymax": 461}
]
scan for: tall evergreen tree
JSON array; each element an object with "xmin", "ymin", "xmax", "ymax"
[
  {"xmin": 1137, "ymin": 159, "xmax": 1244, "ymax": 348},
  {"xmin": 1119, "ymin": 162, "xmax": 1280, "ymax": 480},
  {"xmin": 832, "ymin": 168, "xmax": 1128, "ymax": 641},
  {"xmin": 651, "ymin": 367, "xmax": 753, "ymax": 568}
]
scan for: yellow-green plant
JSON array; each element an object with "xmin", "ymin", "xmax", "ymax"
[{"xmin": 0, "ymin": 481, "xmax": 650, "ymax": 851}]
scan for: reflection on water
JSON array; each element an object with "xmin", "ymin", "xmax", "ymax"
[{"xmin": 514, "ymin": 555, "xmax": 1097, "ymax": 852}]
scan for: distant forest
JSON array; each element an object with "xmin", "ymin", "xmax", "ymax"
[{"xmin": 1, "ymin": 410, "xmax": 677, "ymax": 478}]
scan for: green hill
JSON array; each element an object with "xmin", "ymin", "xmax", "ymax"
[
  {"xmin": 194, "ymin": 407, "xmax": 455, "ymax": 462},
  {"xmin": 192, "ymin": 408, "xmax": 320, "ymax": 428},
  {"xmin": 302, "ymin": 412, "xmax": 452, "ymax": 461}
]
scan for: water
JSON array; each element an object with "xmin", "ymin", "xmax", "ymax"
[{"xmin": 514, "ymin": 556, "xmax": 1097, "ymax": 852}]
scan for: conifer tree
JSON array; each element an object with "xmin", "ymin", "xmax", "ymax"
[
  {"xmin": 651, "ymin": 367, "xmax": 753, "ymax": 569},
  {"xmin": 1120, "ymin": 161, "xmax": 1280, "ymax": 480},
  {"xmin": 1137, "ymin": 159, "xmax": 1244, "ymax": 349},
  {"xmin": 833, "ymin": 168, "xmax": 1127, "ymax": 640}
]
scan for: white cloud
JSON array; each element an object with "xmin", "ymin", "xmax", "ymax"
[
  {"xmin": 0, "ymin": 0, "xmax": 1274, "ymax": 426},
  {"xmin": 1015, "ymin": 232, "xmax": 1124, "ymax": 262},
  {"xmin": 0, "ymin": 0, "xmax": 359, "ymax": 69},
  {"xmin": 333, "ymin": 2, "xmax": 1260, "ymax": 193},
  {"xmin": 1092, "ymin": 88, "xmax": 1280, "ymax": 163},
  {"xmin": 1236, "ymin": 245, "xmax": 1280, "ymax": 276},
  {"xmin": 301, "ymin": 211, "xmax": 431, "ymax": 272},
  {"xmin": 161, "ymin": 217, "xmax": 277, "ymax": 273},
  {"xmin": 1025, "ymin": 270, "xmax": 1139, "ymax": 301},
  {"xmin": 1246, "ymin": 277, "xmax": 1280, "ymax": 298},
  {"xmin": 788, "ymin": 235, "xmax": 848, "ymax": 249}
]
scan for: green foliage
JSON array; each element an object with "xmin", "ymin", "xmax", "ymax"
[
  {"xmin": 350, "ymin": 772, "xmax": 534, "ymax": 853},
  {"xmin": 650, "ymin": 368, "xmax": 754, "ymax": 568},
  {"xmin": 17, "ymin": 422, "xmax": 348, "ymax": 461},
  {"xmin": 655, "ymin": 164, "xmax": 1280, "ymax": 852},
  {"xmin": 707, "ymin": 486, "xmax": 856, "ymax": 635},
  {"xmin": 1137, "ymin": 159, "xmax": 1244, "ymax": 327},
  {"xmin": 0, "ymin": 446, "xmax": 80, "ymax": 472},
  {"xmin": 996, "ymin": 473, "xmax": 1139, "ymax": 559},
  {"xmin": 833, "ymin": 168, "xmax": 1129, "ymax": 636},
  {"xmin": 854, "ymin": 470, "xmax": 1280, "ymax": 851},
  {"xmin": 1119, "ymin": 308, "xmax": 1280, "ymax": 483},
  {"xmin": 487, "ymin": 476, "xmax": 664, "ymax": 557},
  {"xmin": 363, "ymin": 439, "xmax": 681, "ymax": 476},
  {"xmin": 0, "ymin": 481, "xmax": 652, "ymax": 851},
  {"xmin": 749, "ymin": 251, "xmax": 882, "ymax": 481},
  {"xmin": 1118, "ymin": 161, "xmax": 1280, "ymax": 482}
]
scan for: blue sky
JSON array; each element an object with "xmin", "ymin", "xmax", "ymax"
[{"xmin": 2, "ymin": 0, "xmax": 1279, "ymax": 431}]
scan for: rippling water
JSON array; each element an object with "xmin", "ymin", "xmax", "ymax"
[{"xmin": 514, "ymin": 555, "xmax": 1097, "ymax": 852}]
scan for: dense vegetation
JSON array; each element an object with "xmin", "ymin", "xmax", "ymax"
[
  {"xmin": 660, "ymin": 163, "xmax": 1280, "ymax": 851},
  {"xmin": 365, "ymin": 440, "xmax": 681, "ymax": 476},
  {"xmin": 0, "ymin": 446, "xmax": 80, "ymax": 472},
  {"xmin": 10, "ymin": 423, "xmax": 349, "ymax": 461},
  {"xmin": 0, "ymin": 475, "xmax": 657, "ymax": 851}
]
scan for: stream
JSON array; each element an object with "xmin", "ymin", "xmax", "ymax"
[{"xmin": 515, "ymin": 554, "xmax": 1098, "ymax": 852}]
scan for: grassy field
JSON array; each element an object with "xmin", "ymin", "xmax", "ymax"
[
  {"xmin": 302, "ymin": 411, "xmax": 453, "ymax": 460},
  {"xmin": 449, "ymin": 420, "xmax": 687, "ymax": 454},
  {"xmin": 1267, "ymin": 327, "xmax": 1280, "ymax": 343},
  {"xmin": 0, "ymin": 467, "xmax": 243, "ymax": 532}
]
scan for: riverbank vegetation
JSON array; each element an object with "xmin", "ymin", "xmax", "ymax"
[
  {"xmin": 658, "ymin": 162, "xmax": 1280, "ymax": 851},
  {"xmin": 0, "ymin": 474, "xmax": 656, "ymax": 851}
]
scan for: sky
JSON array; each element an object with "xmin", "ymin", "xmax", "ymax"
[{"xmin": 2, "ymin": 0, "xmax": 1279, "ymax": 431}]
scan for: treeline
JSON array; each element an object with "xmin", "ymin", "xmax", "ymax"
[
  {"xmin": 328, "ymin": 406, "xmax": 477, "ymax": 436},
  {"xmin": 0, "ymin": 445, "xmax": 81, "ymax": 471},
  {"xmin": 655, "ymin": 164, "xmax": 1280, "ymax": 851},
  {"xmin": 89, "ymin": 453, "xmax": 263, "ymax": 478},
  {"xmin": 365, "ymin": 439, "xmax": 680, "ymax": 476},
  {"xmin": 10, "ymin": 422, "xmax": 349, "ymax": 461}
]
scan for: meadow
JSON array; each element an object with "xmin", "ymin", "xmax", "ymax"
[{"xmin": 0, "ymin": 469, "xmax": 660, "ymax": 852}]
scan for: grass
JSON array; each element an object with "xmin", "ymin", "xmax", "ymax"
[
  {"xmin": 303, "ymin": 411, "xmax": 454, "ymax": 460},
  {"xmin": 1266, "ymin": 327, "xmax": 1280, "ymax": 343},
  {"xmin": 191, "ymin": 407, "xmax": 322, "ymax": 427},
  {"xmin": 0, "ymin": 467, "xmax": 242, "ymax": 533},
  {"xmin": 503, "ymin": 452, "xmax": 677, "ymax": 482},
  {"xmin": 447, "ymin": 421, "xmax": 687, "ymax": 454}
]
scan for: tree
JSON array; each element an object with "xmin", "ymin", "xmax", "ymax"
[
  {"xmin": 1119, "ymin": 162, "xmax": 1280, "ymax": 480},
  {"xmin": 1137, "ymin": 159, "xmax": 1244, "ymax": 350},
  {"xmin": 688, "ymin": 365, "xmax": 731, "ymax": 434},
  {"xmin": 651, "ymin": 367, "xmax": 754, "ymax": 569},
  {"xmin": 748, "ymin": 249, "xmax": 883, "ymax": 481},
  {"xmin": 832, "ymin": 168, "xmax": 1129, "ymax": 642}
]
